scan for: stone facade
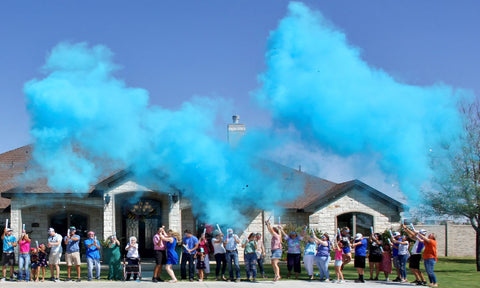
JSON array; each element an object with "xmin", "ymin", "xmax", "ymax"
[
  {"xmin": 308, "ymin": 188, "xmax": 400, "ymax": 235},
  {"xmin": 8, "ymin": 195, "xmax": 103, "ymax": 247}
]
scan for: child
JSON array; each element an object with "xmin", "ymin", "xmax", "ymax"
[
  {"xmin": 334, "ymin": 240, "xmax": 345, "ymax": 283},
  {"xmin": 197, "ymin": 233, "xmax": 211, "ymax": 279},
  {"xmin": 196, "ymin": 247, "xmax": 206, "ymax": 281},
  {"xmin": 30, "ymin": 248, "xmax": 39, "ymax": 282},
  {"xmin": 339, "ymin": 227, "xmax": 352, "ymax": 270},
  {"xmin": 37, "ymin": 244, "xmax": 48, "ymax": 282},
  {"xmin": 380, "ymin": 242, "xmax": 392, "ymax": 281}
]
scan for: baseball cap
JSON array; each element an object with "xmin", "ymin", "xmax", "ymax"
[
  {"xmin": 419, "ymin": 229, "xmax": 427, "ymax": 235},
  {"xmin": 355, "ymin": 233, "xmax": 363, "ymax": 240},
  {"xmin": 393, "ymin": 232, "xmax": 401, "ymax": 237}
]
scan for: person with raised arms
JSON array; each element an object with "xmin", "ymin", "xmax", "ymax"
[
  {"xmin": 1, "ymin": 227, "xmax": 17, "ymax": 282},
  {"xmin": 159, "ymin": 228, "xmax": 180, "ymax": 283},
  {"xmin": 368, "ymin": 232, "xmax": 383, "ymax": 280},
  {"xmin": 223, "ymin": 228, "xmax": 241, "ymax": 282},
  {"xmin": 17, "ymin": 227, "xmax": 31, "ymax": 282},
  {"xmin": 84, "ymin": 231, "xmax": 101, "ymax": 281},
  {"xmin": 416, "ymin": 232, "xmax": 438, "ymax": 287},
  {"xmin": 312, "ymin": 232, "xmax": 331, "ymax": 282},
  {"xmin": 402, "ymin": 224, "xmax": 427, "ymax": 285},
  {"xmin": 212, "ymin": 230, "xmax": 227, "ymax": 281},
  {"xmin": 266, "ymin": 219, "xmax": 282, "ymax": 281},
  {"xmin": 64, "ymin": 226, "xmax": 81, "ymax": 282},
  {"xmin": 352, "ymin": 233, "xmax": 368, "ymax": 283}
]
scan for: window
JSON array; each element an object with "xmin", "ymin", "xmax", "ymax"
[
  {"xmin": 337, "ymin": 212, "xmax": 373, "ymax": 236},
  {"xmin": 49, "ymin": 212, "xmax": 88, "ymax": 239}
]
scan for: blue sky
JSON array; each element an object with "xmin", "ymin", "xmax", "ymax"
[{"xmin": 1, "ymin": 0, "xmax": 479, "ymax": 155}]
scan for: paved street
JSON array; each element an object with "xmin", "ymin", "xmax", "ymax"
[{"xmin": 0, "ymin": 279, "xmax": 418, "ymax": 287}]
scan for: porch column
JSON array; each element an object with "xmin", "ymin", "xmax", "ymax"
[
  {"xmin": 168, "ymin": 196, "xmax": 181, "ymax": 233},
  {"xmin": 103, "ymin": 191, "xmax": 115, "ymax": 240}
]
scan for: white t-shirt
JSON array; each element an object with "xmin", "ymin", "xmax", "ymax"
[
  {"xmin": 212, "ymin": 238, "xmax": 226, "ymax": 254},
  {"xmin": 48, "ymin": 233, "xmax": 63, "ymax": 253}
]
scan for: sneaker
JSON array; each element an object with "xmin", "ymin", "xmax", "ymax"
[
  {"xmin": 9, "ymin": 277, "xmax": 15, "ymax": 282},
  {"xmin": 152, "ymin": 278, "xmax": 158, "ymax": 283},
  {"xmin": 76, "ymin": 278, "xmax": 81, "ymax": 282},
  {"xmin": 0, "ymin": 278, "xmax": 5, "ymax": 282},
  {"xmin": 252, "ymin": 278, "xmax": 256, "ymax": 282},
  {"xmin": 235, "ymin": 278, "xmax": 241, "ymax": 282},
  {"xmin": 54, "ymin": 278, "xmax": 60, "ymax": 282},
  {"xmin": 157, "ymin": 278, "xmax": 164, "ymax": 282},
  {"xmin": 354, "ymin": 279, "xmax": 365, "ymax": 283},
  {"xmin": 339, "ymin": 280, "xmax": 345, "ymax": 283},
  {"xmin": 65, "ymin": 278, "xmax": 72, "ymax": 282}
]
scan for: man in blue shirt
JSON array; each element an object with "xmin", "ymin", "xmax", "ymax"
[
  {"xmin": 1, "ymin": 228, "xmax": 17, "ymax": 281},
  {"xmin": 352, "ymin": 233, "xmax": 368, "ymax": 283},
  {"xmin": 223, "ymin": 228, "xmax": 241, "ymax": 282},
  {"xmin": 180, "ymin": 229, "xmax": 198, "ymax": 281},
  {"xmin": 84, "ymin": 231, "xmax": 101, "ymax": 281},
  {"xmin": 64, "ymin": 226, "xmax": 81, "ymax": 282}
]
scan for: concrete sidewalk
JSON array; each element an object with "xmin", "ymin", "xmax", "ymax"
[{"xmin": 0, "ymin": 279, "xmax": 418, "ymax": 287}]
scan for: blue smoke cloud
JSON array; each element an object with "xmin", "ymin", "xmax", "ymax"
[
  {"xmin": 24, "ymin": 42, "xmax": 299, "ymax": 227},
  {"xmin": 254, "ymin": 2, "xmax": 471, "ymax": 202}
]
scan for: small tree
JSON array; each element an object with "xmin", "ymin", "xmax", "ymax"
[{"xmin": 426, "ymin": 100, "xmax": 480, "ymax": 271}]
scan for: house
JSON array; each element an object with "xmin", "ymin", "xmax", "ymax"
[{"xmin": 0, "ymin": 143, "xmax": 404, "ymax": 259}]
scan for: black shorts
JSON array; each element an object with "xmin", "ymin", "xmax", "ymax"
[
  {"xmin": 2, "ymin": 253, "xmax": 15, "ymax": 266},
  {"xmin": 409, "ymin": 254, "xmax": 422, "ymax": 270},
  {"xmin": 155, "ymin": 250, "xmax": 167, "ymax": 265},
  {"xmin": 368, "ymin": 254, "xmax": 382, "ymax": 263},
  {"xmin": 354, "ymin": 255, "xmax": 366, "ymax": 268}
]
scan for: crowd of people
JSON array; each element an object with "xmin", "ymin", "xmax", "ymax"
[{"xmin": 1, "ymin": 221, "xmax": 438, "ymax": 286}]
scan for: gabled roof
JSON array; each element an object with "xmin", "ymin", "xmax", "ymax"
[
  {"xmin": 290, "ymin": 178, "xmax": 404, "ymax": 212},
  {"xmin": 264, "ymin": 161, "xmax": 403, "ymax": 212},
  {"xmin": 0, "ymin": 144, "xmax": 110, "ymax": 198},
  {"xmin": 0, "ymin": 145, "xmax": 404, "ymax": 213}
]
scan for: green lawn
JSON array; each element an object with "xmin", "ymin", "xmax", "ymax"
[{"xmin": 39, "ymin": 257, "xmax": 479, "ymax": 287}]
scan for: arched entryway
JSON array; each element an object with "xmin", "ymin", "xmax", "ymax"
[
  {"xmin": 121, "ymin": 197, "xmax": 163, "ymax": 256},
  {"xmin": 337, "ymin": 212, "xmax": 373, "ymax": 236}
]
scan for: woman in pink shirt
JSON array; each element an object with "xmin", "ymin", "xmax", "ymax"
[
  {"xmin": 18, "ymin": 230, "xmax": 31, "ymax": 281},
  {"xmin": 266, "ymin": 220, "xmax": 282, "ymax": 281}
]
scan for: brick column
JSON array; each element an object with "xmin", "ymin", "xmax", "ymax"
[
  {"xmin": 168, "ymin": 197, "xmax": 181, "ymax": 233},
  {"xmin": 103, "ymin": 192, "xmax": 115, "ymax": 240}
]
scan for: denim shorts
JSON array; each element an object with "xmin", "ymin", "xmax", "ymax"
[
  {"xmin": 271, "ymin": 249, "xmax": 282, "ymax": 259},
  {"xmin": 335, "ymin": 259, "xmax": 342, "ymax": 266}
]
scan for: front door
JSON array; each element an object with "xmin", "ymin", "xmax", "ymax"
[{"xmin": 123, "ymin": 199, "xmax": 162, "ymax": 257}]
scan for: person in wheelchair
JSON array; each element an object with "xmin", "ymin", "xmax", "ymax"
[{"xmin": 125, "ymin": 236, "xmax": 140, "ymax": 281}]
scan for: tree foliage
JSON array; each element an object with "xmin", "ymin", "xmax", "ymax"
[{"xmin": 426, "ymin": 100, "xmax": 480, "ymax": 271}]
